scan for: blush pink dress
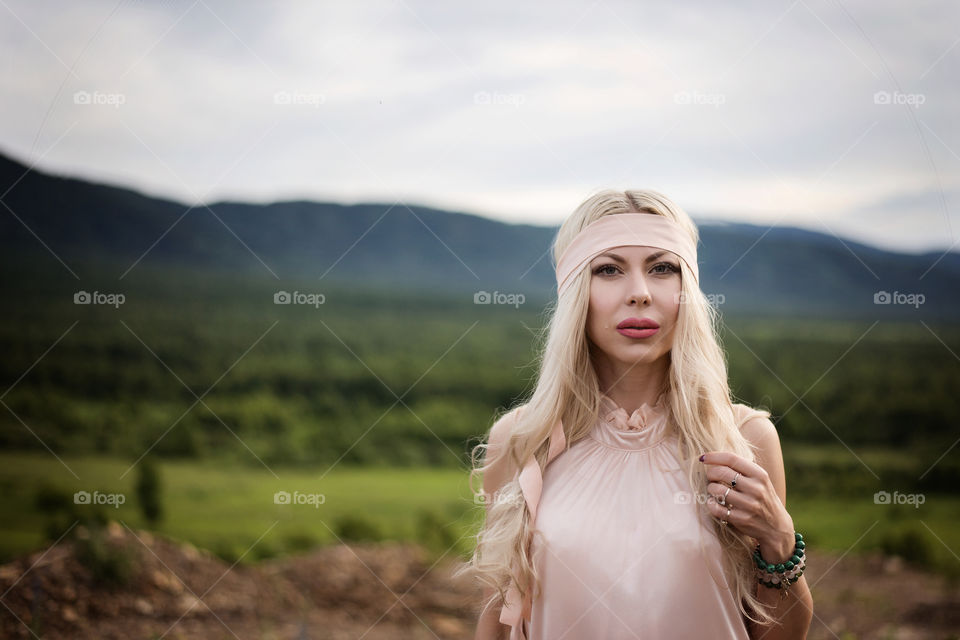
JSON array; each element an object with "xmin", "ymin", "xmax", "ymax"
[{"xmin": 518, "ymin": 392, "xmax": 758, "ymax": 640}]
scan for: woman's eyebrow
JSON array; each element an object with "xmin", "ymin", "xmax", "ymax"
[{"xmin": 593, "ymin": 250, "xmax": 669, "ymax": 263}]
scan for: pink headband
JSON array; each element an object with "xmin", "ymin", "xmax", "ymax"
[{"xmin": 555, "ymin": 213, "xmax": 699, "ymax": 297}]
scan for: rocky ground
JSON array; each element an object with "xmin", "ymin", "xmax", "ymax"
[{"xmin": 0, "ymin": 523, "xmax": 958, "ymax": 639}]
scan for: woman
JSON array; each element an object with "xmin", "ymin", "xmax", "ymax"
[{"xmin": 463, "ymin": 190, "xmax": 814, "ymax": 639}]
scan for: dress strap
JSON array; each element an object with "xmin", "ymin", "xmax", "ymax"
[{"xmin": 499, "ymin": 415, "xmax": 566, "ymax": 639}]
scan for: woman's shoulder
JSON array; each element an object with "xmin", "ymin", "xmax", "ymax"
[
  {"xmin": 730, "ymin": 401, "xmax": 787, "ymax": 500},
  {"xmin": 730, "ymin": 401, "xmax": 780, "ymax": 457},
  {"xmin": 483, "ymin": 404, "xmax": 528, "ymax": 500},
  {"xmin": 730, "ymin": 401, "xmax": 774, "ymax": 433},
  {"xmin": 489, "ymin": 404, "xmax": 527, "ymax": 446}
]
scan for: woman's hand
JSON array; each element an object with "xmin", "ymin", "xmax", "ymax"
[{"xmin": 699, "ymin": 451, "xmax": 796, "ymax": 562}]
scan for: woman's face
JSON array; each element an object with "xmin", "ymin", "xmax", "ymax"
[{"xmin": 585, "ymin": 244, "xmax": 683, "ymax": 369}]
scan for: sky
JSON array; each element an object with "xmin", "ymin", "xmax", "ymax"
[{"xmin": 1, "ymin": 0, "xmax": 957, "ymax": 254}]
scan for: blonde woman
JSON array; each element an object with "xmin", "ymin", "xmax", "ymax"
[{"xmin": 463, "ymin": 190, "xmax": 814, "ymax": 639}]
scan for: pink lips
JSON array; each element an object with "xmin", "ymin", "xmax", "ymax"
[
  {"xmin": 616, "ymin": 317, "xmax": 659, "ymax": 339},
  {"xmin": 617, "ymin": 317, "xmax": 659, "ymax": 330}
]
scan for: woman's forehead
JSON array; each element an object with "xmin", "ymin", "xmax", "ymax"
[{"xmin": 590, "ymin": 246, "xmax": 672, "ymax": 263}]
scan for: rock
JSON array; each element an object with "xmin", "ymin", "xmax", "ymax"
[
  {"xmin": 151, "ymin": 569, "xmax": 183, "ymax": 594},
  {"xmin": 176, "ymin": 594, "xmax": 209, "ymax": 615},
  {"xmin": 134, "ymin": 598, "xmax": 153, "ymax": 615},
  {"xmin": 180, "ymin": 542, "xmax": 200, "ymax": 562},
  {"xmin": 106, "ymin": 522, "xmax": 124, "ymax": 540},
  {"xmin": 884, "ymin": 556, "xmax": 905, "ymax": 574}
]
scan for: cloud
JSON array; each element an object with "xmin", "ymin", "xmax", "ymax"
[{"xmin": 0, "ymin": 0, "xmax": 956, "ymax": 251}]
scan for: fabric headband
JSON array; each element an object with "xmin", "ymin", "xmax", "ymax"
[{"xmin": 554, "ymin": 213, "xmax": 699, "ymax": 297}]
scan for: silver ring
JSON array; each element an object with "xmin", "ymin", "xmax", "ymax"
[
  {"xmin": 731, "ymin": 472, "xmax": 741, "ymax": 488},
  {"xmin": 721, "ymin": 486, "xmax": 731, "ymax": 506}
]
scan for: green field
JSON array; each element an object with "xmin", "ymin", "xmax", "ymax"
[
  {"xmin": 0, "ymin": 452, "xmax": 481, "ymax": 564},
  {"xmin": 3, "ymin": 451, "xmax": 959, "ymax": 582}
]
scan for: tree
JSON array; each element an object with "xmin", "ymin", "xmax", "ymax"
[{"xmin": 135, "ymin": 457, "xmax": 163, "ymax": 525}]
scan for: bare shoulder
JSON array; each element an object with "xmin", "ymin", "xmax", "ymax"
[
  {"xmin": 732, "ymin": 403, "xmax": 787, "ymax": 504},
  {"xmin": 482, "ymin": 405, "xmax": 526, "ymax": 501},
  {"xmin": 732, "ymin": 403, "xmax": 777, "ymax": 450},
  {"xmin": 488, "ymin": 405, "xmax": 524, "ymax": 449}
]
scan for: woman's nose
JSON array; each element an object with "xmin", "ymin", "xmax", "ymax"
[{"xmin": 628, "ymin": 274, "xmax": 651, "ymax": 305}]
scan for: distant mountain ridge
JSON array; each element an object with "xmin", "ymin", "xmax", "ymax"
[{"xmin": 1, "ymin": 149, "xmax": 957, "ymax": 319}]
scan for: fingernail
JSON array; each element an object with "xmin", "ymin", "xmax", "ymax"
[{"xmin": 698, "ymin": 454, "xmax": 705, "ymax": 462}]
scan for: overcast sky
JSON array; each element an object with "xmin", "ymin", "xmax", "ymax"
[{"xmin": 1, "ymin": 0, "xmax": 957, "ymax": 254}]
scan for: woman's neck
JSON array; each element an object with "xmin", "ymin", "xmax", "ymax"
[{"xmin": 593, "ymin": 354, "xmax": 669, "ymax": 415}]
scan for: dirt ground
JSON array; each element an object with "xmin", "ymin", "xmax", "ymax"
[{"xmin": 0, "ymin": 523, "xmax": 958, "ymax": 639}]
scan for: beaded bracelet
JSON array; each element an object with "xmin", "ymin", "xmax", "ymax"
[{"xmin": 753, "ymin": 532, "xmax": 805, "ymax": 598}]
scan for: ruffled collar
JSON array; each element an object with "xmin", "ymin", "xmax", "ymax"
[{"xmin": 599, "ymin": 390, "xmax": 668, "ymax": 432}]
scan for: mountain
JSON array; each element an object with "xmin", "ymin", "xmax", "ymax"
[{"xmin": 1, "ymin": 150, "xmax": 956, "ymax": 319}]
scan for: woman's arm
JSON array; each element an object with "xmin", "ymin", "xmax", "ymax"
[
  {"xmin": 740, "ymin": 416, "xmax": 814, "ymax": 640},
  {"xmin": 748, "ymin": 574, "xmax": 813, "ymax": 640},
  {"xmin": 474, "ymin": 586, "xmax": 509, "ymax": 640},
  {"xmin": 473, "ymin": 409, "xmax": 521, "ymax": 640}
]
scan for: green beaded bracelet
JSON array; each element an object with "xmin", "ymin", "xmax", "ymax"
[
  {"xmin": 754, "ymin": 532, "xmax": 806, "ymax": 592},
  {"xmin": 753, "ymin": 532, "xmax": 804, "ymax": 573}
]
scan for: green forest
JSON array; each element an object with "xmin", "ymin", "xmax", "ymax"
[{"xmin": 2, "ymin": 267, "xmax": 958, "ymax": 575}]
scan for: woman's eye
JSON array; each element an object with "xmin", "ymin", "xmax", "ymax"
[
  {"xmin": 593, "ymin": 264, "xmax": 620, "ymax": 276},
  {"xmin": 652, "ymin": 262, "xmax": 680, "ymax": 274}
]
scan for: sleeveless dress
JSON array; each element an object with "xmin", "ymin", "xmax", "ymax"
[{"xmin": 521, "ymin": 392, "xmax": 756, "ymax": 639}]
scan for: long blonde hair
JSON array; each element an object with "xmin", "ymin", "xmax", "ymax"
[{"xmin": 458, "ymin": 189, "xmax": 776, "ymax": 627}]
